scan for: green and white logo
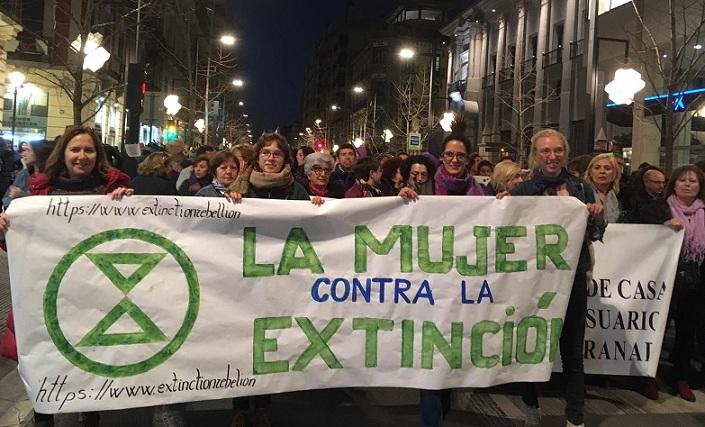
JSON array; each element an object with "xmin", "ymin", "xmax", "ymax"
[{"xmin": 44, "ymin": 229, "xmax": 199, "ymax": 377}]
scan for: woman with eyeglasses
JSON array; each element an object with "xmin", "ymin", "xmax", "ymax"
[
  {"xmin": 420, "ymin": 134, "xmax": 483, "ymax": 427},
  {"xmin": 433, "ymin": 134, "xmax": 484, "ymax": 196},
  {"xmin": 245, "ymin": 133, "xmax": 309, "ymax": 201},
  {"xmin": 303, "ymin": 152, "xmax": 345, "ymax": 201}
]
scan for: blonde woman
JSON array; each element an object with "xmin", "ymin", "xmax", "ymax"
[
  {"xmin": 584, "ymin": 153, "xmax": 622, "ymax": 223},
  {"xmin": 484, "ymin": 160, "xmax": 524, "ymax": 195}
]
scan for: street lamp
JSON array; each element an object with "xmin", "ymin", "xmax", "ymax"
[
  {"xmin": 8, "ymin": 71, "xmax": 25, "ymax": 146},
  {"xmin": 70, "ymin": 32, "xmax": 111, "ymax": 72},
  {"xmin": 353, "ymin": 86, "xmax": 364, "ymax": 94},
  {"xmin": 163, "ymin": 94, "xmax": 183, "ymax": 116},
  {"xmin": 238, "ymin": 101, "xmax": 244, "ymax": 106},
  {"xmin": 399, "ymin": 47, "xmax": 434, "ymax": 131},
  {"xmin": 220, "ymin": 35, "xmax": 236, "ymax": 46},
  {"xmin": 604, "ymin": 67, "xmax": 645, "ymax": 105},
  {"xmin": 232, "ymin": 79, "xmax": 244, "ymax": 87},
  {"xmin": 331, "ymin": 104, "xmax": 339, "ymax": 111}
]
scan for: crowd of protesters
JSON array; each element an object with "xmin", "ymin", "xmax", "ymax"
[{"xmin": 0, "ymin": 124, "xmax": 703, "ymax": 427}]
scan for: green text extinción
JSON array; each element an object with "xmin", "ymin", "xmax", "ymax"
[{"xmin": 44, "ymin": 229, "xmax": 199, "ymax": 377}]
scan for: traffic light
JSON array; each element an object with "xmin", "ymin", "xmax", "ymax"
[
  {"xmin": 126, "ymin": 63, "xmax": 146, "ymax": 115},
  {"xmin": 164, "ymin": 120, "xmax": 178, "ymax": 141}
]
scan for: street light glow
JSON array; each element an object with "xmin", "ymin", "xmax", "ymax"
[
  {"xmin": 243, "ymin": 114, "xmax": 249, "ymax": 118},
  {"xmin": 238, "ymin": 101, "xmax": 244, "ymax": 106},
  {"xmin": 353, "ymin": 86, "xmax": 364, "ymax": 93},
  {"xmin": 604, "ymin": 67, "xmax": 646, "ymax": 105},
  {"xmin": 331, "ymin": 104, "xmax": 338, "ymax": 111},
  {"xmin": 232, "ymin": 79, "xmax": 244, "ymax": 87},
  {"xmin": 8, "ymin": 71, "xmax": 25, "ymax": 88},
  {"xmin": 399, "ymin": 48, "xmax": 415, "ymax": 59},
  {"xmin": 220, "ymin": 35, "xmax": 236, "ymax": 45},
  {"xmin": 696, "ymin": 44, "xmax": 703, "ymax": 50}
]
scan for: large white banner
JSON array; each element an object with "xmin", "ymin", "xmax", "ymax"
[
  {"xmin": 7, "ymin": 195, "xmax": 587, "ymax": 412},
  {"xmin": 585, "ymin": 224, "xmax": 683, "ymax": 377}
]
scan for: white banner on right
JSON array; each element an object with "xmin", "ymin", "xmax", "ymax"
[{"xmin": 585, "ymin": 224, "xmax": 684, "ymax": 377}]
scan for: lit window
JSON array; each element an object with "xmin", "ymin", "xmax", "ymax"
[
  {"xmin": 598, "ymin": 0, "xmax": 630, "ymax": 15},
  {"xmin": 421, "ymin": 9, "xmax": 441, "ymax": 21},
  {"xmin": 405, "ymin": 9, "xmax": 419, "ymax": 20}
]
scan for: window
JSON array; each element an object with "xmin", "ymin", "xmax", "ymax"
[
  {"xmin": 372, "ymin": 47, "xmax": 387, "ymax": 65},
  {"xmin": 598, "ymin": 0, "xmax": 630, "ymax": 15},
  {"xmin": 420, "ymin": 9, "xmax": 442, "ymax": 21},
  {"xmin": 405, "ymin": 9, "xmax": 419, "ymax": 20}
]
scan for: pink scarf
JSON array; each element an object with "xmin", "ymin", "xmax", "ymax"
[{"xmin": 668, "ymin": 194, "xmax": 705, "ymax": 263}]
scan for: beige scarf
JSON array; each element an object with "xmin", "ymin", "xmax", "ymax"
[{"xmin": 249, "ymin": 164, "xmax": 294, "ymax": 189}]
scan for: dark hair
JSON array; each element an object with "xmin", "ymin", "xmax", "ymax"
[
  {"xmin": 209, "ymin": 150, "xmax": 239, "ymax": 176},
  {"xmin": 354, "ymin": 157, "xmax": 380, "ymax": 181},
  {"xmin": 400, "ymin": 155, "xmax": 437, "ymax": 182},
  {"xmin": 381, "ymin": 156, "xmax": 403, "ymax": 181},
  {"xmin": 477, "ymin": 159, "xmax": 494, "ymax": 172},
  {"xmin": 297, "ymin": 146, "xmax": 314, "ymax": 157},
  {"xmin": 44, "ymin": 126, "xmax": 113, "ymax": 182},
  {"xmin": 442, "ymin": 134, "xmax": 472, "ymax": 154},
  {"xmin": 137, "ymin": 152, "xmax": 170, "ymax": 176},
  {"xmin": 254, "ymin": 133, "xmax": 292, "ymax": 171},
  {"xmin": 666, "ymin": 165, "xmax": 705, "ymax": 200},
  {"xmin": 28, "ymin": 140, "xmax": 55, "ymax": 174},
  {"xmin": 336, "ymin": 143, "xmax": 358, "ymax": 157},
  {"xmin": 567, "ymin": 154, "xmax": 593, "ymax": 177},
  {"xmin": 192, "ymin": 155, "xmax": 210, "ymax": 168},
  {"xmin": 196, "ymin": 145, "xmax": 216, "ymax": 156}
]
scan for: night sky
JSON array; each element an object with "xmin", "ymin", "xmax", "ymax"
[{"xmin": 231, "ymin": 1, "xmax": 398, "ymax": 136}]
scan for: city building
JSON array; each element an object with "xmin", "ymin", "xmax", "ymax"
[{"xmin": 443, "ymin": 0, "xmax": 703, "ymax": 170}]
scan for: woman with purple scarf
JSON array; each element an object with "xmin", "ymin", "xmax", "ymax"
[
  {"xmin": 638, "ymin": 165, "xmax": 705, "ymax": 401},
  {"xmin": 178, "ymin": 155, "xmax": 212, "ymax": 196},
  {"xmin": 433, "ymin": 134, "xmax": 484, "ymax": 196},
  {"xmin": 420, "ymin": 134, "xmax": 482, "ymax": 427}
]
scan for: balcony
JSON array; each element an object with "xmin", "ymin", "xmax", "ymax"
[
  {"xmin": 482, "ymin": 72, "xmax": 495, "ymax": 88},
  {"xmin": 522, "ymin": 56, "xmax": 536, "ymax": 75},
  {"xmin": 499, "ymin": 66, "xmax": 514, "ymax": 82},
  {"xmin": 542, "ymin": 46, "xmax": 563, "ymax": 69},
  {"xmin": 570, "ymin": 40, "xmax": 584, "ymax": 59}
]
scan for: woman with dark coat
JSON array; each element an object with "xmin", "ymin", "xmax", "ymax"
[
  {"xmin": 131, "ymin": 152, "xmax": 177, "ymax": 196},
  {"xmin": 303, "ymin": 152, "xmax": 345, "ymax": 199},
  {"xmin": 178, "ymin": 155, "xmax": 212, "ymax": 196},
  {"xmin": 246, "ymin": 133, "xmax": 309, "ymax": 201},
  {"xmin": 637, "ymin": 165, "xmax": 705, "ymax": 402}
]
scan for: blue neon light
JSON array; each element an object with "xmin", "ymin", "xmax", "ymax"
[{"xmin": 607, "ymin": 87, "xmax": 705, "ymax": 107}]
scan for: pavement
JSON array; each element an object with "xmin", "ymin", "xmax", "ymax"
[{"xmin": 0, "ymin": 250, "xmax": 704, "ymax": 426}]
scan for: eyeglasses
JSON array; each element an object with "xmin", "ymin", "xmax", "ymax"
[
  {"xmin": 537, "ymin": 148, "xmax": 565, "ymax": 157},
  {"xmin": 443, "ymin": 151, "xmax": 467, "ymax": 161},
  {"xmin": 260, "ymin": 149, "xmax": 283, "ymax": 158},
  {"xmin": 312, "ymin": 166, "xmax": 332, "ymax": 175}
]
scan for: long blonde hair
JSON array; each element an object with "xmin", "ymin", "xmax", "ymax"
[{"xmin": 584, "ymin": 153, "xmax": 621, "ymax": 194}]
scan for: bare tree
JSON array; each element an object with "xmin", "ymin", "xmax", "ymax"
[
  {"xmin": 387, "ymin": 70, "xmax": 431, "ymax": 152},
  {"xmin": 495, "ymin": 70, "xmax": 560, "ymax": 166},
  {"xmin": 28, "ymin": 0, "xmax": 147, "ymax": 125},
  {"xmin": 629, "ymin": 0, "xmax": 705, "ymax": 173},
  {"xmin": 223, "ymin": 115, "xmax": 250, "ymax": 146}
]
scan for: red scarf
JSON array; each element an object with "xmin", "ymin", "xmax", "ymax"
[{"xmin": 308, "ymin": 182, "xmax": 328, "ymax": 197}]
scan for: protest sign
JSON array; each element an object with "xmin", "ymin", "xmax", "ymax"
[
  {"xmin": 585, "ymin": 224, "xmax": 683, "ymax": 377},
  {"xmin": 7, "ymin": 195, "xmax": 587, "ymax": 412}
]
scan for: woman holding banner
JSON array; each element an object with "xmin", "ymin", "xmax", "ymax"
[
  {"xmin": 419, "ymin": 134, "xmax": 481, "ymax": 427},
  {"xmin": 584, "ymin": 153, "xmax": 622, "ymax": 223},
  {"xmin": 0, "ymin": 125, "xmax": 132, "ymax": 427},
  {"xmin": 505, "ymin": 129, "xmax": 605, "ymax": 427},
  {"xmin": 638, "ymin": 165, "xmax": 705, "ymax": 402}
]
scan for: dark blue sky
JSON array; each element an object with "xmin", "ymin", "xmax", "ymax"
[{"xmin": 232, "ymin": 1, "xmax": 397, "ymax": 135}]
